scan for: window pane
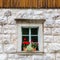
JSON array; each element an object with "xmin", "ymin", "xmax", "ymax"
[
  {"xmin": 31, "ymin": 36, "xmax": 38, "ymax": 42},
  {"xmin": 31, "ymin": 28, "xmax": 38, "ymax": 35},
  {"xmin": 22, "ymin": 36, "xmax": 29, "ymax": 42},
  {"xmin": 22, "ymin": 28, "xmax": 29, "ymax": 35}
]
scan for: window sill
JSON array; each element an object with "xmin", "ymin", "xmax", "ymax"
[{"xmin": 16, "ymin": 51, "xmax": 44, "ymax": 56}]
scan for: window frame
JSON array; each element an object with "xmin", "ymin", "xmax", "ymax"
[
  {"xmin": 21, "ymin": 27, "xmax": 39, "ymax": 51},
  {"xmin": 15, "ymin": 19, "xmax": 45, "ymax": 55},
  {"xmin": 17, "ymin": 23, "xmax": 44, "ymax": 52}
]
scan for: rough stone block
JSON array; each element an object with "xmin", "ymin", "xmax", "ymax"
[
  {"xmin": 0, "ymin": 53, "xmax": 7, "ymax": 60},
  {"xmin": 56, "ymin": 53, "xmax": 60, "ymax": 60},
  {"xmin": 44, "ymin": 43, "xmax": 48, "ymax": 48},
  {"xmin": 8, "ymin": 58, "xmax": 16, "ymax": 60},
  {"xmin": 33, "ymin": 10, "xmax": 44, "ymax": 15},
  {"xmin": 44, "ymin": 54, "xmax": 55, "ymax": 60},
  {"xmin": 0, "ymin": 44, "xmax": 3, "ymax": 53},
  {"xmin": 52, "ymin": 28, "xmax": 60, "ymax": 35},
  {"xmin": 44, "ymin": 28, "xmax": 52, "ymax": 35},
  {"xmin": 44, "ymin": 48, "xmax": 48, "ymax": 53},
  {"xmin": 47, "ymin": 43, "xmax": 60, "ymax": 52},
  {"xmin": 0, "ymin": 26, "xmax": 2, "ymax": 33},
  {"xmin": 55, "ymin": 20, "xmax": 60, "ymax": 27},
  {"xmin": 3, "ymin": 25, "xmax": 16, "ymax": 30},
  {"xmin": 0, "ymin": 34, "xmax": 3, "ymax": 43},
  {"xmin": 3, "ymin": 39, "xmax": 11, "ymax": 44},
  {"xmin": 44, "ymin": 35, "xmax": 53, "ymax": 42},
  {"xmin": 8, "ymin": 54, "xmax": 15, "ymax": 58},
  {"xmin": 3, "ymin": 34, "xmax": 10, "ymax": 40},
  {"xmin": 15, "ymin": 54, "xmax": 20, "ymax": 59},
  {"xmin": 4, "ymin": 44, "xmax": 16, "ymax": 52},
  {"xmin": 54, "ymin": 36, "xmax": 60, "ymax": 42},
  {"xmin": 44, "ymin": 43, "xmax": 48, "ymax": 52},
  {"xmin": 3, "ymin": 28, "xmax": 8, "ymax": 33},
  {"xmin": 32, "ymin": 55, "xmax": 43, "ymax": 60},
  {"xmin": 4, "ymin": 29, "xmax": 16, "ymax": 34},
  {"xmin": 0, "ymin": 29, "xmax": 1, "ymax": 33},
  {"xmin": 8, "ymin": 25, "xmax": 16, "ymax": 30},
  {"xmin": 44, "ymin": 19, "xmax": 55, "ymax": 28}
]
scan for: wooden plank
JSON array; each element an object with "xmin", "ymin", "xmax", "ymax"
[
  {"xmin": 38, "ymin": 0, "xmax": 43, "ymax": 8},
  {"xmin": 16, "ymin": 0, "xmax": 21, "ymax": 8},
  {"xmin": 25, "ymin": 0, "xmax": 31, "ymax": 8},
  {"xmin": 10, "ymin": 0, "xmax": 19, "ymax": 8},
  {"xmin": 32, "ymin": 0, "xmax": 37, "ymax": 8},
  {"xmin": 38, "ymin": 0, "xmax": 46, "ymax": 8},
  {"xmin": 3, "ymin": 0, "xmax": 6, "ymax": 7},
  {"xmin": 3, "ymin": 0, "xmax": 10, "ymax": 8},
  {"xmin": 52, "ymin": 0, "xmax": 55, "ymax": 7},
  {"xmin": 19, "ymin": 0, "xmax": 25, "ymax": 8},
  {"xmin": 0, "ymin": 0, "xmax": 3, "ymax": 8},
  {"xmin": 55, "ymin": 0, "xmax": 60, "ymax": 8},
  {"xmin": 47, "ymin": 0, "xmax": 52, "ymax": 8},
  {"xmin": 42, "ymin": 0, "xmax": 46, "ymax": 8}
]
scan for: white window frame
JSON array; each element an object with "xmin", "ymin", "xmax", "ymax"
[
  {"xmin": 21, "ymin": 27, "xmax": 39, "ymax": 51},
  {"xmin": 15, "ymin": 19, "xmax": 45, "ymax": 54},
  {"xmin": 17, "ymin": 24, "xmax": 44, "ymax": 52}
]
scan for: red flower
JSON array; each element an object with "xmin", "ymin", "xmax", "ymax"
[
  {"xmin": 25, "ymin": 41, "xmax": 30, "ymax": 44},
  {"xmin": 24, "ymin": 38, "xmax": 27, "ymax": 41},
  {"xmin": 22, "ymin": 41, "xmax": 30, "ymax": 45}
]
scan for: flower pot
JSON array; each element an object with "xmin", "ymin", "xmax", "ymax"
[
  {"xmin": 32, "ymin": 48, "xmax": 36, "ymax": 51},
  {"xmin": 23, "ymin": 47, "xmax": 27, "ymax": 51}
]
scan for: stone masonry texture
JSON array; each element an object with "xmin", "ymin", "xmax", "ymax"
[{"xmin": 0, "ymin": 9, "xmax": 60, "ymax": 60}]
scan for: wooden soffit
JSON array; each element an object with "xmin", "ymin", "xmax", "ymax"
[{"xmin": 0, "ymin": 0, "xmax": 60, "ymax": 8}]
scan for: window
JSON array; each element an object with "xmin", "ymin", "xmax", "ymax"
[
  {"xmin": 22, "ymin": 27, "xmax": 39, "ymax": 51},
  {"xmin": 15, "ymin": 19, "xmax": 45, "ymax": 54}
]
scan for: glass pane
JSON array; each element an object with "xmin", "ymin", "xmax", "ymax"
[
  {"xmin": 31, "ymin": 36, "xmax": 38, "ymax": 42},
  {"xmin": 22, "ymin": 36, "xmax": 29, "ymax": 42},
  {"xmin": 22, "ymin": 28, "xmax": 29, "ymax": 35},
  {"xmin": 31, "ymin": 28, "xmax": 38, "ymax": 35}
]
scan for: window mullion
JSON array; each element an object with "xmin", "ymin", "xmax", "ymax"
[{"xmin": 29, "ymin": 28, "xmax": 31, "ymax": 44}]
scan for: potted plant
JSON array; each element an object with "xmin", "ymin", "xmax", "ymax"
[
  {"xmin": 26, "ymin": 42, "xmax": 38, "ymax": 51},
  {"xmin": 22, "ymin": 41, "xmax": 30, "ymax": 51},
  {"xmin": 26, "ymin": 44, "xmax": 33, "ymax": 52},
  {"xmin": 22, "ymin": 41, "xmax": 38, "ymax": 52},
  {"xmin": 31, "ymin": 42, "xmax": 38, "ymax": 51}
]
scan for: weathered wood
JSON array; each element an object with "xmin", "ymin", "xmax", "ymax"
[
  {"xmin": 55, "ymin": 0, "xmax": 60, "ymax": 8},
  {"xmin": 0, "ymin": 0, "xmax": 60, "ymax": 8},
  {"xmin": 0, "ymin": 0, "xmax": 3, "ymax": 8}
]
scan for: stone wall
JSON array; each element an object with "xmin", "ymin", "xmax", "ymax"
[{"xmin": 0, "ymin": 9, "xmax": 60, "ymax": 60}]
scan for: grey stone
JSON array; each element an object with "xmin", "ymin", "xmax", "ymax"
[
  {"xmin": 44, "ymin": 28, "xmax": 52, "ymax": 35},
  {"xmin": 44, "ymin": 35, "xmax": 53, "ymax": 43},
  {"xmin": 4, "ymin": 44, "xmax": 16, "ymax": 52},
  {"xmin": 44, "ymin": 54, "xmax": 55, "ymax": 60},
  {"xmin": 56, "ymin": 53, "xmax": 60, "ymax": 60},
  {"xmin": 47, "ymin": 43, "xmax": 60, "ymax": 52},
  {"xmin": 0, "ymin": 53, "xmax": 7, "ymax": 60},
  {"xmin": 52, "ymin": 28, "xmax": 60, "ymax": 35}
]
